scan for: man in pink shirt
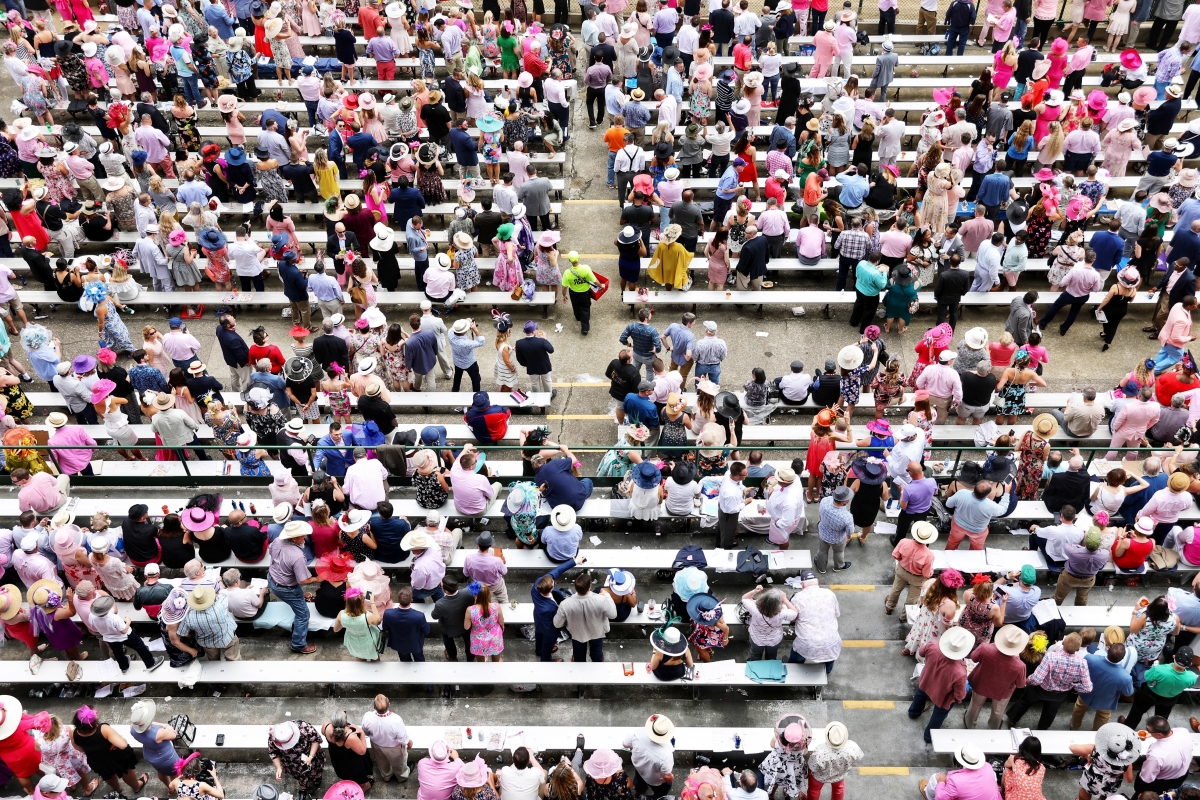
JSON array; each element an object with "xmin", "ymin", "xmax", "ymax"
[
  {"xmin": 449, "ymin": 448, "xmax": 500, "ymax": 516},
  {"xmin": 757, "ymin": 197, "xmax": 790, "ymax": 257},
  {"xmin": 416, "ymin": 741, "xmax": 464, "ymax": 800},
  {"xmin": 884, "ymin": 520, "xmax": 937, "ymax": 620},
  {"xmin": 13, "ymin": 468, "xmax": 70, "ymax": 514},
  {"xmin": 1108, "ymin": 385, "xmax": 1162, "ymax": 461},
  {"xmin": 462, "ymin": 531, "xmax": 509, "ymax": 603},
  {"xmin": 988, "ymin": 0, "xmax": 1016, "ymax": 50},
  {"xmin": 163, "ymin": 318, "xmax": 203, "ymax": 369},
  {"xmin": 916, "ymin": 351, "xmax": 963, "ymax": 422},
  {"xmin": 1154, "ymin": 297, "xmax": 1197, "ymax": 374},
  {"xmin": 809, "ymin": 20, "xmax": 839, "ymax": 79},
  {"xmin": 1037, "ymin": 252, "xmax": 1104, "ymax": 336},
  {"xmin": 1061, "ymin": 37, "xmax": 1094, "ymax": 97},
  {"xmin": 46, "ymin": 412, "xmax": 98, "ymax": 476},
  {"xmin": 879, "ymin": 217, "xmax": 913, "ymax": 266},
  {"xmin": 959, "ymin": 205, "xmax": 996, "ymax": 254},
  {"xmin": 1101, "ymin": 91, "xmax": 1134, "ymax": 133},
  {"xmin": 920, "ymin": 744, "xmax": 1002, "ymax": 799}
]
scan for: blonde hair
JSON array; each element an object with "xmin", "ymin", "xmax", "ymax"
[
  {"xmin": 483, "ymin": 9, "xmax": 493, "ymax": 22},
  {"xmin": 1040, "ymin": 121, "xmax": 1064, "ymax": 162},
  {"xmin": 148, "ymin": 174, "xmax": 164, "ymax": 193},
  {"xmin": 467, "ymin": 71, "xmax": 485, "ymax": 91},
  {"xmin": 314, "ymin": 149, "xmax": 329, "ymax": 170},
  {"xmin": 110, "ymin": 263, "xmax": 130, "ymax": 282},
  {"xmin": 142, "ymin": 324, "xmax": 159, "ymax": 340}
]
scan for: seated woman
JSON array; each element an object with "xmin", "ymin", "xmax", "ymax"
[
  {"xmin": 1112, "ymin": 517, "xmax": 1155, "ymax": 575},
  {"xmin": 648, "ymin": 625, "xmax": 693, "ymax": 681}
]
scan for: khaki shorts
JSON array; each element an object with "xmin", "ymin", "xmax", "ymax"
[
  {"xmin": 956, "ymin": 401, "xmax": 990, "ymax": 421},
  {"xmin": 0, "ymin": 298, "xmax": 24, "ymax": 318}
]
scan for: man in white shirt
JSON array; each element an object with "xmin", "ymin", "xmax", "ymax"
[
  {"xmin": 717, "ymin": 462, "xmax": 752, "ymax": 548},
  {"xmin": 361, "ymin": 694, "xmax": 411, "ymax": 781},
  {"xmin": 733, "ymin": 4, "xmax": 759, "ymax": 37},
  {"xmin": 766, "ymin": 467, "xmax": 806, "ymax": 545},
  {"xmin": 776, "ymin": 360, "xmax": 812, "ymax": 403},
  {"xmin": 494, "ymin": 174, "xmax": 518, "ymax": 216},
  {"xmin": 220, "ymin": 568, "xmax": 268, "ymax": 619},
  {"xmin": 227, "ymin": 226, "xmax": 267, "ymax": 292},
  {"xmin": 89, "ymin": 595, "xmax": 166, "ymax": 673},
  {"xmin": 595, "ymin": 3, "xmax": 619, "ymax": 38},
  {"xmin": 886, "ymin": 425, "xmax": 926, "ymax": 488},
  {"xmin": 419, "ymin": 300, "xmax": 453, "ymax": 379},
  {"xmin": 1028, "ymin": 505, "xmax": 1085, "ymax": 569},
  {"xmin": 343, "ymin": 447, "xmax": 390, "ymax": 510},
  {"xmin": 498, "ymin": 749, "xmax": 547, "ymax": 800}
]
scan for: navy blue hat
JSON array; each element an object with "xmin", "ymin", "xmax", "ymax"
[
  {"xmin": 279, "ymin": 249, "xmax": 298, "ymax": 263},
  {"xmin": 130, "ymin": 149, "xmax": 148, "ymax": 167},
  {"xmin": 470, "ymin": 391, "xmax": 490, "ymax": 410},
  {"xmin": 686, "ymin": 592, "xmax": 722, "ymax": 625},
  {"xmin": 420, "ymin": 425, "xmax": 447, "ymax": 446},
  {"xmin": 632, "ymin": 460, "xmax": 661, "ymax": 491}
]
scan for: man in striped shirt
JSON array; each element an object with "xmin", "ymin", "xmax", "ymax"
[{"xmin": 619, "ymin": 309, "xmax": 662, "ymax": 380}]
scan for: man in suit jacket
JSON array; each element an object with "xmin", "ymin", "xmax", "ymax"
[
  {"xmin": 1042, "ymin": 455, "xmax": 1091, "ymax": 516},
  {"xmin": 136, "ymin": 98, "xmax": 171, "ymax": 137},
  {"xmin": 1150, "ymin": 257, "xmax": 1197, "ymax": 334},
  {"xmin": 312, "ymin": 320, "xmax": 351, "ymax": 375},
  {"xmin": 326, "ymin": 222, "xmax": 360, "ymax": 277},
  {"xmin": 1005, "ymin": 291, "xmax": 1039, "ymax": 345},
  {"xmin": 380, "ymin": 586, "xmax": 431, "ymax": 662}
]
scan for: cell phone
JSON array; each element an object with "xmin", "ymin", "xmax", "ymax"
[
  {"xmin": 215, "ymin": 734, "xmax": 225, "ymax": 746},
  {"xmin": 994, "ymin": 584, "xmax": 1009, "ymax": 595}
]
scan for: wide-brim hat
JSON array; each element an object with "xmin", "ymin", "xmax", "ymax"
[
  {"xmin": 1032, "ymin": 413, "xmax": 1059, "ymax": 438},
  {"xmin": 417, "ymin": 143, "xmax": 438, "ymax": 166},
  {"xmin": 53, "ymin": 39, "xmax": 72, "ymax": 58},
  {"xmin": 181, "ymin": 506, "xmax": 217, "ymax": 532},
  {"xmin": 0, "ymin": 696, "xmax": 24, "ymax": 739},
  {"xmin": 198, "ymin": 228, "xmax": 227, "ymax": 251},
  {"xmin": 400, "ymin": 529, "xmax": 434, "ymax": 551},
  {"xmin": 695, "ymin": 62, "xmax": 715, "ymax": 82},
  {"xmin": 51, "ymin": 524, "xmax": 85, "ymax": 557},
  {"xmin": 457, "ymin": 758, "xmax": 490, "ymax": 789},
  {"xmin": 686, "ymin": 591, "xmax": 722, "ymax": 625},
  {"xmin": 633, "ymin": 460, "xmax": 661, "ymax": 490},
  {"xmin": 836, "ymin": 344, "xmax": 863, "ymax": 370},
  {"xmin": 731, "ymin": 98, "xmax": 751, "ymax": 115},
  {"xmin": 911, "ymin": 521, "xmax": 938, "ymax": 545},
  {"xmin": 217, "ymin": 94, "xmax": 239, "ymax": 113},
  {"xmin": 651, "ymin": 626, "xmax": 688, "ymax": 656},
  {"xmin": 264, "ymin": 17, "xmax": 283, "ymax": 37},
  {"xmin": 939, "ymin": 626, "xmax": 974, "ymax": 661},
  {"xmin": 359, "ymin": 93, "xmax": 376, "ymax": 110},
  {"xmin": 956, "ymin": 743, "xmax": 987, "ymax": 770},
  {"xmin": 780, "ymin": 61, "xmax": 802, "ymax": 78},
  {"xmin": 364, "ymin": 307, "xmax": 386, "ymax": 328},
  {"xmin": 550, "ymin": 504, "xmax": 576, "ymax": 531},
  {"xmin": 710, "ymin": 391, "xmax": 738, "ymax": 420},
  {"xmin": 0, "ymin": 585, "xmax": 22, "ymax": 622},
  {"xmin": 279, "ymin": 520, "xmax": 313, "ymax": 540},
  {"xmin": 89, "ymin": 378, "xmax": 117, "ymax": 404},
  {"xmin": 743, "ymin": 71, "xmax": 763, "ymax": 89},
  {"xmin": 1120, "ymin": 48, "xmax": 1142, "ymax": 69},
  {"xmin": 73, "ymin": 354, "xmax": 96, "ymax": 374},
  {"xmin": 964, "ymin": 327, "xmax": 988, "ymax": 349},
  {"xmin": 152, "ymin": 390, "xmax": 177, "ymax": 411},
  {"xmin": 583, "ymin": 750, "xmax": 623, "ymax": 780},
  {"xmin": 339, "ymin": 509, "xmax": 372, "ymax": 532},
  {"xmin": 994, "ymin": 624, "xmax": 1030, "ymax": 657},
  {"xmin": 452, "ymin": 230, "xmax": 474, "ymax": 250},
  {"xmin": 225, "ymin": 146, "xmax": 247, "ymax": 166},
  {"xmin": 673, "ymin": 566, "xmax": 708, "ymax": 599},
  {"xmin": 46, "ymin": 411, "xmax": 68, "ymax": 428},
  {"xmin": 26, "ymin": 578, "xmax": 63, "ymax": 610},
  {"xmin": 645, "ymin": 714, "xmax": 673, "ymax": 743},
  {"xmin": 517, "ymin": 71, "xmax": 534, "ymax": 88},
  {"xmin": 187, "ymin": 584, "xmax": 217, "ymax": 611},
  {"xmin": 283, "ymin": 356, "xmax": 313, "ymax": 383},
  {"xmin": 477, "ymin": 115, "xmax": 503, "ymax": 133},
  {"xmin": 1150, "ymin": 192, "xmax": 1175, "ymax": 213},
  {"xmin": 371, "ymin": 227, "xmax": 396, "ymax": 251},
  {"xmin": 324, "ymin": 781, "xmax": 364, "ymax": 800},
  {"xmin": 315, "ymin": 551, "xmax": 356, "ymax": 582},
  {"xmin": 271, "ymin": 721, "xmax": 300, "ymax": 750}
]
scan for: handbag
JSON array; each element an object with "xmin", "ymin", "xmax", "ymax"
[
  {"xmin": 168, "ymin": 713, "xmax": 197, "ymax": 745},
  {"xmin": 371, "ymin": 623, "xmax": 388, "ymax": 655},
  {"xmin": 908, "ymin": 298, "xmax": 920, "ymax": 314},
  {"xmin": 348, "ymin": 275, "xmax": 368, "ymax": 305}
]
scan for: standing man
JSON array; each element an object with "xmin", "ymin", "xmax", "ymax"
[
  {"xmin": 963, "ymin": 626, "xmax": 1029, "ymax": 729},
  {"xmin": 620, "ymin": 308, "xmax": 663, "ymax": 380},
  {"xmin": 1071, "ymin": 643, "xmax": 1134, "ymax": 731},
  {"xmin": 381, "ymin": 587, "xmax": 430, "ymax": 663},
  {"xmin": 514, "ymin": 321, "xmax": 556, "ymax": 398},
  {"xmin": 884, "ymin": 521, "xmax": 937, "ymax": 621},
  {"xmin": 163, "ymin": 318, "xmax": 202, "ymax": 370},
  {"xmin": 1122, "ymin": 648, "xmax": 1198, "ymax": 730},
  {"xmin": 1052, "ymin": 527, "xmax": 1109, "ymax": 606},
  {"xmin": 553, "ymin": 571, "xmax": 617, "ymax": 662},
  {"xmin": 267, "ymin": 520, "xmax": 320, "ymax": 654},
  {"xmin": 717, "ymin": 461, "xmax": 752, "ymax": 548},
  {"xmin": 1006, "ymin": 632, "xmax": 1093, "ymax": 729},
  {"xmin": 909, "ymin": 627, "xmax": 973, "ymax": 742},
  {"xmin": 361, "ymin": 695, "xmax": 411, "ymax": 782},
  {"xmin": 622, "ymin": 716, "xmax": 675, "ymax": 798},
  {"xmin": 915, "ymin": 351, "xmax": 963, "ymax": 423},
  {"xmin": 405, "ymin": 314, "xmax": 441, "ymax": 392},
  {"xmin": 816, "ymin": 485, "xmax": 855, "ymax": 573},
  {"xmin": 561, "ymin": 260, "xmax": 598, "ymax": 336},
  {"xmin": 691, "ymin": 321, "xmax": 728, "ymax": 388},
  {"xmin": 1037, "ymin": 250, "xmax": 1104, "ymax": 336},
  {"xmin": 662, "ymin": 313, "xmax": 696, "ymax": 382},
  {"xmin": 531, "ymin": 556, "xmax": 578, "ymax": 662},
  {"xmin": 944, "ymin": 0, "xmax": 977, "ymax": 55},
  {"xmin": 895, "ymin": 462, "xmax": 938, "ymax": 543},
  {"xmin": 215, "ymin": 315, "xmax": 251, "ymax": 392},
  {"xmin": 89, "ymin": 595, "xmax": 167, "ymax": 673}
]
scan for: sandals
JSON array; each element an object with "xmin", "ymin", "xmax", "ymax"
[{"xmin": 82, "ymin": 778, "xmax": 99, "ymax": 797}]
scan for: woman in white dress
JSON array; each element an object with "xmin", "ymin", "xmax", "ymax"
[{"xmin": 629, "ymin": 461, "xmax": 663, "ymax": 527}]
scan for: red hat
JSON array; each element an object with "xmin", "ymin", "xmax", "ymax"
[
  {"xmin": 289, "ymin": 324, "xmax": 311, "ymax": 338},
  {"xmin": 314, "ymin": 551, "xmax": 355, "ymax": 582},
  {"xmin": 342, "ymin": 94, "xmax": 359, "ymax": 110}
]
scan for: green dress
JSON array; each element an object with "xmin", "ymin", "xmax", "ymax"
[
  {"xmin": 498, "ymin": 34, "xmax": 520, "ymax": 72},
  {"xmin": 341, "ymin": 612, "xmax": 379, "ymax": 661},
  {"xmin": 883, "ymin": 280, "xmax": 920, "ymax": 324}
]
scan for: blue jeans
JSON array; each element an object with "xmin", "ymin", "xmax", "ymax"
[
  {"xmin": 413, "ymin": 585, "xmax": 445, "ymax": 603},
  {"xmin": 607, "ymin": 151, "xmax": 616, "ymax": 185},
  {"xmin": 268, "ymin": 578, "xmax": 310, "ymax": 651},
  {"xmin": 947, "ymin": 25, "xmax": 970, "ymax": 55},
  {"xmin": 694, "ymin": 363, "xmax": 722, "ymax": 387},
  {"xmin": 1156, "ymin": 80, "xmax": 1169, "ymax": 100},
  {"xmin": 909, "ymin": 688, "xmax": 955, "ymax": 743},
  {"xmin": 180, "ymin": 74, "xmax": 201, "ymax": 105},
  {"xmin": 303, "ymin": 99, "xmax": 318, "ymax": 127},
  {"xmin": 788, "ymin": 650, "xmax": 835, "ymax": 674},
  {"xmin": 1013, "ymin": 17, "xmax": 1027, "ymax": 43},
  {"xmin": 763, "ymin": 75, "xmax": 779, "ymax": 101}
]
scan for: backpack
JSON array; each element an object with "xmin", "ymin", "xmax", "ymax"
[
  {"xmin": 737, "ymin": 545, "xmax": 768, "ymax": 575},
  {"xmin": 928, "ymin": 496, "xmax": 951, "ymax": 536}
]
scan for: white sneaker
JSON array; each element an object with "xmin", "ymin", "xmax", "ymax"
[{"xmin": 281, "ymin": 307, "xmax": 292, "ymax": 317}]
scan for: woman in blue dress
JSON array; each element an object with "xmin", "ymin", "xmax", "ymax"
[
  {"xmin": 235, "ymin": 430, "xmax": 271, "ymax": 476},
  {"xmin": 84, "ymin": 281, "xmax": 134, "ymax": 354}
]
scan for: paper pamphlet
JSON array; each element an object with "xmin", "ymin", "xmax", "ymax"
[{"xmin": 1032, "ymin": 599, "xmax": 1062, "ymax": 625}]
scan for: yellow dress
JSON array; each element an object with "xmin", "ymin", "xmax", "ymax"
[
  {"xmin": 647, "ymin": 242, "xmax": 695, "ymax": 289},
  {"xmin": 316, "ymin": 164, "xmax": 341, "ymax": 200}
]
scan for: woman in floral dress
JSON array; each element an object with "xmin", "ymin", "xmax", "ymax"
[
  {"xmin": 61, "ymin": 546, "xmax": 101, "ymax": 589},
  {"xmin": 237, "ymin": 440, "xmax": 271, "ymax": 476},
  {"xmin": 759, "ymin": 716, "xmax": 810, "ymax": 800},
  {"xmin": 1127, "ymin": 596, "xmax": 1181, "ymax": 685},
  {"xmin": 479, "ymin": 12, "xmax": 500, "ymax": 58},
  {"xmin": 453, "ymin": 237, "xmax": 481, "ymax": 292},
  {"xmin": 1013, "ymin": 426, "xmax": 1052, "ymax": 500},
  {"xmin": 957, "ymin": 578, "xmax": 1003, "ymax": 649},
  {"xmin": 416, "ymin": 156, "xmax": 445, "ymax": 205},
  {"xmin": 491, "ymin": 223, "xmax": 522, "ymax": 291},
  {"xmin": 33, "ymin": 716, "xmax": 97, "ymax": 796},
  {"xmin": 38, "ymin": 155, "xmax": 77, "ymax": 204},
  {"xmin": 320, "ymin": 364, "xmax": 352, "ymax": 424},
  {"xmin": 1024, "ymin": 199, "xmax": 1058, "ymax": 259},
  {"xmin": 89, "ymin": 541, "xmax": 139, "ymax": 601},
  {"xmin": 1101, "ymin": 119, "xmax": 1140, "ymax": 177},
  {"xmin": 902, "ymin": 570, "xmax": 962, "ymax": 658},
  {"xmin": 204, "ymin": 400, "xmax": 242, "ymax": 459},
  {"xmin": 281, "ymin": 0, "xmax": 306, "ymax": 58},
  {"xmin": 86, "ymin": 283, "xmax": 134, "ymax": 354},
  {"xmin": 532, "ymin": 233, "xmax": 562, "ymax": 289},
  {"xmin": 350, "ymin": 321, "xmax": 383, "ymax": 373},
  {"xmin": 465, "ymin": 584, "xmax": 504, "ymax": 661},
  {"xmin": 267, "ymin": 721, "xmax": 327, "ymax": 796},
  {"xmin": 548, "ymin": 30, "xmax": 573, "ymax": 79},
  {"xmin": 380, "ymin": 324, "xmax": 408, "ymax": 391}
]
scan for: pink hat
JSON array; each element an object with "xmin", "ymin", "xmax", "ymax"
[
  {"xmin": 1033, "ymin": 167, "xmax": 1055, "ymax": 181},
  {"xmin": 168, "ymin": 228, "xmax": 187, "ymax": 247},
  {"xmin": 866, "ymin": 418, "xmax": 891, "ymax": 436},
  {"xmin": 456, "ymin": 758, "xmax": 490, "ymax": 789},
  {"xmin": 323, "ymin": 782, "xmax": 364, "ymax": 800},
  {"xmin": 89, "ymin": 378, "xmax": 116, "ymax": 404},
  {"xmin": 693, "ymin": 62, "xmax": 713, "ymax": 82},
  {"xmin": 1133, "ymin": 85, "xmax": 1157, "ymax": 106},
  {"xmin": 180, "ymin": 506, "xmax": 217, "ymax": 532},
  {"xmin": 583, "ymin": 750, "xmax": 624, "ymax": 780},
  {"xmin": 1049, "ymin": 37, "xmax": 1068, "ymax": 55},
  {"xmin": 1086, "ymin": 90, "xmax": 1108, "ymax": 112},
  {"xmin": 51, "ymin": 525, "xmax": 85, "ymax": 558},
  {"xmin": 537, "ymin": 231, "xmax": 560, "ymax": 247},
  {"xmin": 429, "ymin": 741, "xmax": 450, "ymax": 762},
  {"xmin": 1120, "ymin": 48, "xmax": 1142, "ymax": 70},
  {"xmin": 96, "ymin": 348, "xmax": 117, "ymax": 366}
]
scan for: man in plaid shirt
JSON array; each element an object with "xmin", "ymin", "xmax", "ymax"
[
  {"xmin": 833, "ymin": 218, "xmax": 872, "ymax": 292},
  {"xmin": 1005, "ymin": 632, "xmax": 1092, "ymax": 729}
]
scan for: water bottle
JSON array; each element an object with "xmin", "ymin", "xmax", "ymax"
[{"xmin": 733, "ymin": 734, "xmax": 741, "ymax": 749}]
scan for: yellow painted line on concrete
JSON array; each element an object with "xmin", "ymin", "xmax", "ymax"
[
  {"xmin": 564, "ymin": 199, "xmax": 619, "ymax": 204},
  {"xmin": 547, "ymin": 414, "xmax": 614, "ymax": 420},
  {"xmin": 858, "ymin": 767, "xmax": 910, "ymax": 777},
  {"xmin": 841, "ymin": 640, "xmax": 886, "ymax": 648},
  {"xmin": 843, "ymin": 700, "xmax": 895, "ymax": 710},
  {"xmin": 829, "ymin": 584, "xmax": 876, "ymax": 592}
]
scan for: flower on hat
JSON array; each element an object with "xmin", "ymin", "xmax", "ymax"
[{"xmin": 939, "ymin": 568, "xmax": 964, "ymax": 589}]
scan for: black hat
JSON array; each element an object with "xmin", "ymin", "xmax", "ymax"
[
  {"xmin": 53, "ymin": 39, "xmax": 73, "ymax": 58},
  {"xmin": 1006, "ymin": 199, "xmax": 1029, "ymax": 226},
  {"xmin": 715, "ymin": 391, "xmax": 741, "ymax": 418},
  {"xmin": 780, "ymin": 61, "xmax": 802, "ymax": 78},
  {"xmin": 128, "ymin": 503, "xmax": 149, "ymax": 519},
  {"xmin": 852, "ymin": 457, "xmax": 885, "ymax": 484},
  {"xmin": 653, "ymin": 140, "xmax": 673, "ymax": 161},
  {"xmin": 824, "ymin": 359, "xmax": 837, "ymax": 372},
  {"xmin": 1176, "ymin": 646, "xmax": 1195, "ymax": 666}
]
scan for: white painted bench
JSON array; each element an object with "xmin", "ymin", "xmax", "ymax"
[
  {"xmin": 24, "ymin": 390, "xmax": 553, "ymax": 412},
  {"xmin": 14, "ymin": 288, "xmax": 556, "ymax": 309},
  {"xmin": 929, "ymin": 729, "xmax": 1191, "ymax": 756}
]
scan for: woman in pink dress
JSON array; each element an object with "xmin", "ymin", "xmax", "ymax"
[
  {"xmin": 362, "ymin": 172, "xmax": 390, "ymax": 225},
  {"xmin": 140, "ymin": 325, "xmax": 172, "ymax": 379},
  {"xmin": 301, "ymin": 0, "xmax": 321, "ymax": 36},
  {"xmin": 1033, "ymin": 93, "xmax": 1062, "ymax": 143},
  {"xmin": 992, "ymin": 42, "xmax": 1017, "ymax": 99},
  {"xmin": 1101, "ymin": 117, "xmax": 1140, "ymax": 176},
  {"xmin": 1045, "ymin": 37, "xmax": 1068, "ymax": 89}
]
